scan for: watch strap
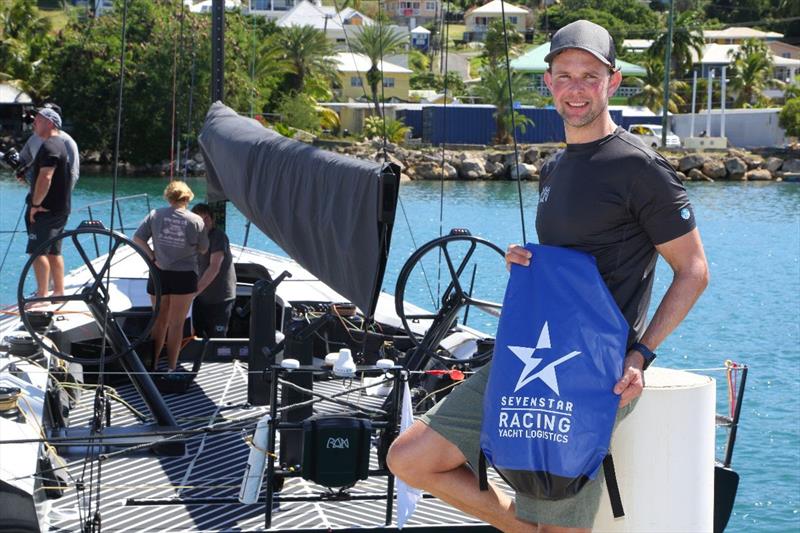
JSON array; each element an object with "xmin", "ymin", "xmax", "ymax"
[{"xmin": 630, "ymin": 342, "xmax": 656, "ymax": 370}]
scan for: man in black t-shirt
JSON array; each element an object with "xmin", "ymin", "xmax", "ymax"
[
  {"xmin": 25, "ymin": 107, "xmax": 72, "ymax": 300},
  {"xmin": 388, "ymin": 20, "xmax": 710, "ymax": 532},
  {"xmin": 191, "ymin": 203, "xmax": 236, "ymax": 338}
]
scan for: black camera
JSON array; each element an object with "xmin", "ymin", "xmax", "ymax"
[{"xmin": 0, "ymin": 147, "xmax": 21, "ymax": 170}]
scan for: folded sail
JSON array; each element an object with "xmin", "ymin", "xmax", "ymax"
[{"xmin": 199, "ymin": 102, "xmax": 399, "ymax": 317}]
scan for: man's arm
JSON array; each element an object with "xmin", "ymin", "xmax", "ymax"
[
  {"xmin": 614, "ymin": 228, "xmax": 710, "ymax": 406},
  {"xmin": 28, "ymin": 167, "xmax": 55, "ymax": 222},
  {"xmin": 196, "ymin": 251, "xmax": 223, "ymax": 295}
]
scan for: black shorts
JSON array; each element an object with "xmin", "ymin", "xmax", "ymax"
[
  {"xmin": 26, "ymin": 211, "xmax": 68, "ymax": 255},
  {"xmin": 146, "ymin": 268, "xmax": 198, "ymax": 295},
  {"xmin": 192, "ymin": 298, "xmax": 235, "ymax": 338}
]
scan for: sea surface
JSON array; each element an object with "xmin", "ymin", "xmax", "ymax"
[{"xmin": 0, "ymin": 173, "xmax": 798, "ymax": 532}]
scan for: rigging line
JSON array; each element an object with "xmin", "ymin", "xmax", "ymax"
[
  {"xmin": 168, "ymin": 0, "xmax": 185, "ymax": 181},
  {"xmin": 499, "ymin": 0, "xmax": 527, "ymax": 244},
  {"xmin": 84, "ymin": 0, "xmax": 133, "ymax": 529},
  {"xmin": 0, "ymin": 203, "xmax": 25, "ymax": 275},
  {"xmin": 329, "ymin": 1, "xmax": 432, "ymax": 307},
  {"xmin": 330, "ymin": 0, "xmax": 371, "ymax": 104},
  {"xmin": 397, "ymin": 198, "xmax": 437, "ymax": 308},
  {"xmin": 249, "ymin": 8, "xmax": 257, "ymax": 118},
  {"xmin": 436, "ymin": 0, "xmax": 453, "ymax": 299}
]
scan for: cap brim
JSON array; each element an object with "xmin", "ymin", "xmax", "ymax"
[{"xmin": 545, "ymin": 45, "xmax": 613, "ymax": 67}]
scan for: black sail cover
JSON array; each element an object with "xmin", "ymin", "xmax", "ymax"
[{"xmin": 198, "ymin": 102, "xmax": 399, "ymax": 317}]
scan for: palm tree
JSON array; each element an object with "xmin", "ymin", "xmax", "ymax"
[
  {"xmin": 482, "ymin": 18, "xmax": 524, "ymax": 70},
  {"xmin": 628, "ymin": 58, "xmax": 688, "ymax": 113},
  {"xmin": 262, "ymin": 25, "xmax": 336, "ymax": 95},
  {"xmin": 472, "ymin": 65, "xmax": 539, "ymax": 145},
  {"xmin": 649, "ymin": 11, "xmax": 705, "ymax": 80},
  {"xmin": 350, "ymin": 23, "xmax": 408, "ymax": 115},
  {"xmin": 727, "ymin": 39, "xmax": 781, "ymax": 108}
]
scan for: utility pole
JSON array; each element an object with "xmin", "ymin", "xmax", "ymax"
[{"xmin": 660, "ymin": 0, "xmax": 675, "ymax": 148}]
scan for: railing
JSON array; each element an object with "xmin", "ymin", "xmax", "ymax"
[{"xmin": 74, "ymin": 193, "xmax": 152, "ymax": 257}]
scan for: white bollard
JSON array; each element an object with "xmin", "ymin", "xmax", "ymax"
[{"xmin": 594, "ymin": 368, "xmax": 716, "ymax": 532}]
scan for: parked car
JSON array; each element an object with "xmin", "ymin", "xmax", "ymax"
[{"xmin": 629, "ymin": 124, "xmax": 681, "ymax": 148}]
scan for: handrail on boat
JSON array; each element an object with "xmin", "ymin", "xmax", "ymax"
[{"xmin": 74, "ymin": 193, "xmax": 152, "ymax": 257}]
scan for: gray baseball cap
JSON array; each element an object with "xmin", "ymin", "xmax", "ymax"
[
  {"xmin": 544, "ymin": 20, "xmax": 616, "ymax": 68},
  {"xmin": 37, "ymin": 107, "xmax": 62, "ymax": 129}
]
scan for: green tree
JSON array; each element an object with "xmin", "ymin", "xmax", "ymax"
[
  {"xmin": 544, "ymin": 6, "xmax": 629, "ymax": 47},
  {"xmin": 482, "ymin": 19, "xmax": 524, "ymax": 70},
  {"xmin": 648, "ymin": 11, "xmax": 706, "ymax": 80},
  {"xmin": 436, "ymin": 71, "xmax": 466, "ymax": 95},
  {"xmin": 628, "ymin": 58, "xmax": 688, "ymax": 113},
  {"xmin": 727, "ymin": 39, "xmax": 781, "ymax": 108},
  {"xmin": 363, "ymin": 116, "xmax": 411, "ymax": 143},
  {"xmin": 779, "ymin": 97, "xmax": 800, "ymax": 138},
  {"xmin": 705, "ymin": 0, "xmax": 770, "ymax": 24},
  {"xmin": 472, "ymin": 65, "xmax": 542, "ymax": 144},
  {"xmin": 0, "ymin": 0, "xmax": 52, "ymax": 97},
  {"xmin": 276, "ymin": 92, "xmax": 321, "ymax": 133},
  {"xmin": 555, "ymin": 0, "xmax": 659, "ymax": 31},
  {"xmin": 45, "ymin": 1, "xmax": 274, "ymax": 165},
  {"xmin": 263, "ymin": 25, "xmax": 335, "ymax": 95},
  {"xmin": 350, "ymin": 23, "xmax": 408, "ymax": 115}
]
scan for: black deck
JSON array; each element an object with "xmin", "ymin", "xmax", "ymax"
[{"xmin": 48, "ymin": 361, "xmax": 501, "ymax": 532}]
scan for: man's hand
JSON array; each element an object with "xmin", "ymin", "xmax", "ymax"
[
  {"xmin": 505, "ymin": 244, "xmax": 531, "ymax": 271},
  {"xmin": 613, "ymin": 350, "xmax": 646, "ymax": 408},
  {"xmin": 28, "ymin": 205, "xmax": 49, "ymax": 223}
]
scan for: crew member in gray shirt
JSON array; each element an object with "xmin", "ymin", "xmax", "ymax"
[
  {"xmin": 190, "ymin": 203, "xmax": 236, "ymax": 338},
  {"xmin": 18, "ymin": 103, "xmax": 80, "ymax": 190},
  {"xmin": 134, "ymin": 181, "xmax": 208, "ymax": 372}
]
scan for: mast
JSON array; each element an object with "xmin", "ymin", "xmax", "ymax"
[{"xmin": 210, "ymin": 0, "xmax": 226, "ymax": 230}]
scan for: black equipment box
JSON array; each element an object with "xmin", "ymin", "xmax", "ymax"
[{"xmin": 301, "ymin": 416, "xmax": 372, "ymax": 488}]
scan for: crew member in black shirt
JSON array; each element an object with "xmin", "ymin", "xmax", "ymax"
[
  {"xmin": 26, "ymin": 107, "xmax": 72, "ymax": 300},
  {"xmin": 191, "ymin": 203, "xmax": 236, "ymax": 338},
  {"xmin": 388, "ymin": 20, "xmax": 710, "ymax": 532}
]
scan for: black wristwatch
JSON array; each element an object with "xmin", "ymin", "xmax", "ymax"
[
  {"xmin": 31, "ymin": 203, "xmax": 41, "ymax": 208},
  {"xmin": 630, "ymin": 342, "xmax": 657, "ymax": 370}
]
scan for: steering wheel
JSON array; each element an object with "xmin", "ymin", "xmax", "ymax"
[
  {"xmin": 394, "ymin": 231, "xmax": 504, "ymax": 366},
  {"xmin": 17, "ymin": 222, "xmax": 161, "ymax": 365}
]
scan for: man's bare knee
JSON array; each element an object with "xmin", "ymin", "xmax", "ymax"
[{"xmin": 387, "ymin": 420, "xmax": 466, "ymax": 483}]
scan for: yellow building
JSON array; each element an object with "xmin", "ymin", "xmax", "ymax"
[{"xmin": 332, "ymin": 52, "xmax": 413, "ymax": 102}]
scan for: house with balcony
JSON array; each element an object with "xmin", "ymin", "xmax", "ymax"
[
  {"xmin": 385, "ymin": 0, "xmax": 440, "ymax": 28},
  {"xmin": 510, "ymin": 42, "xmax": 646, "ymax": 101},
  {"xmin": 332, "ymin": 53, "xmax": 412, "ymax": 102},
  {"xmin": 464, "ymin": 0, "xmax": 530, "ymax": 42}
]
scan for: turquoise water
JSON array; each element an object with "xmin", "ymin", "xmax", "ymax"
[{"xmin": 0, "ymin": 173, "xmax": 798, "ymax": 531}]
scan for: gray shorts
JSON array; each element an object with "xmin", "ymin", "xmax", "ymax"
[{"xmin": 419, "ymin": 361, "xmax": 635, "ymax": 529}]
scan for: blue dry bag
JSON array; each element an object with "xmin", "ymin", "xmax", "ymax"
[{"xmin": 480, "ymin": 244, "xmax": 628, "ymax": 506}]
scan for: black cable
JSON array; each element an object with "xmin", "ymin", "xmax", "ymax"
[
  {"xmin": 0, "ymin": 203, "xmax": 26, "ymax": 275},
  {"xmin": 499, "ymin": 0, "xmax": 526, "ymax": 244}
]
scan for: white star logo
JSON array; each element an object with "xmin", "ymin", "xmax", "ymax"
[{"xmin": 508, "ymin": 322, "xmax": 581, "ymax": 395}]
